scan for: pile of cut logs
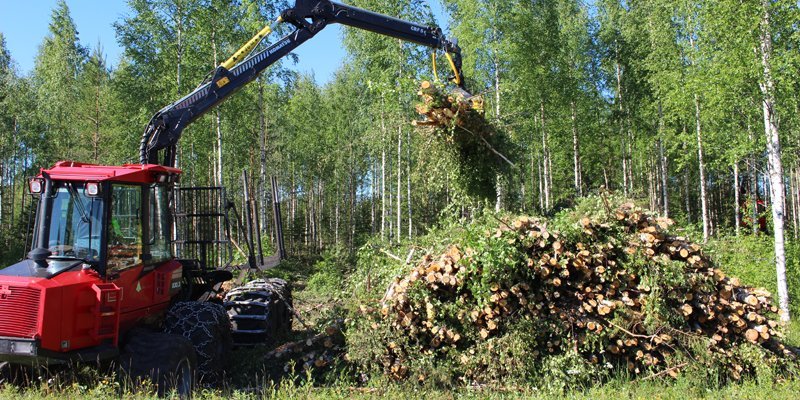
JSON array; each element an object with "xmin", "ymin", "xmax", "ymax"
[
  {"xmin": 376, "ymin": 202, "xmax": 797, "ymax": 381},
  {"xmin": 414, "ymin": 81, "xmax": 485, "ymax": 131}
]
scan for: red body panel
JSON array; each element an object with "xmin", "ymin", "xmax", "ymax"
[
  {"xmin": 112, "ymin": 260, "xmax": 183, "ymax": 333},
  {"xmin": 0, "ymin": 261, "xmax": 182, "ymax": 354},
  {"xmin": 38, "ymin": 161, "xmax": 181, "ymax": 184}
]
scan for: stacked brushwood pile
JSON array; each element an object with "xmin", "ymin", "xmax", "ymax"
[
  {"xmin": 353, "ymin": 199, "xmax": 798, "ymax": 385},
  {"xmin": 413, "ymin": 81, "xmax": 513, "ymax": 200}
]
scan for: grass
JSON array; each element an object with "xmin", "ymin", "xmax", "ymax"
[{"xmin": 3, "ymin": 376, "xmax": 800, "ymax": 399}]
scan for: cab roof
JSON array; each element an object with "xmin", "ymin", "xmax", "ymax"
[{"xmin": 39, "ymin": 161, "xmax": 182, "ymax": 184}]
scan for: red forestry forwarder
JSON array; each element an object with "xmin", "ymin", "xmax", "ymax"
[{"xmin": 0, "ymin": 0, "xmax": 473, "ymax": 394}]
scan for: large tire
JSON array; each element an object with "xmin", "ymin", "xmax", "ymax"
[
  {"xmin": 120, "ymin": 331, "xmax": 196, "ymax": 398},
  {"xmin": 224, "ymin": 278, "xmax": 292, "ymax": 345},
  {"xmin": 165, "ymin": 302, "xmax": 232, "ymax": 381},
  {"xmin": 0, "ymin": 362, "xmax": 8, "ymax": 386}
]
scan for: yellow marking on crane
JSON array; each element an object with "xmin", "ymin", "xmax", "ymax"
[
  {"xmin": 220, "ymin": 17, "xmax": 283, "ymax": 70},
  {"xmin": 216, "ymin": 76, "xmax": 230, "ymax": 88}
]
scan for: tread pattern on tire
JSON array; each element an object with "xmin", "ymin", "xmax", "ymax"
[
  {"xmin": 224, "ymin": 278, "xmax": 292, "ymax": 345},
  {"xmin": 165, "ymin": 301, "xmax": 232, "ymax": 379},
  {"xmin": 120, "ymin": 331, "xmax": 196, "ymax": 396}
]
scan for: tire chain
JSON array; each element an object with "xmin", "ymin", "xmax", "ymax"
[
  {"xmin": 164, "ymin": 301, "xmax": 232, "ymax": 379},
  {"xmin": 224, "ymin": 278, "xmax": 292, "ymax": 345}
]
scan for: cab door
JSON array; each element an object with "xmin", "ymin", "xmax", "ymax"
[{"xmin": 106, "ymin": 184, "xmax": 149, "ymax": 314}]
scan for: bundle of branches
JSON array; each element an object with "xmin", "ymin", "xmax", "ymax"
[
  {"xmin": 351, "ymin": 198, "xmax": 798, "ymax": 386},
  {"xmin": 413, "ymin": 81, "xmax": 514, "ymax": 200}
]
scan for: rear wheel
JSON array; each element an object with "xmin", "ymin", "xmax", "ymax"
[
  {"xmin": 120, "ymin": 331, "xmax": 196, "ymax": 397},
  {"xmin": 224, "ymin": 278, "xmax": 293, "ymax": 345},
  {"xmin": 165, "ymin": 301, "xmax": 232, "ymax": 382}
]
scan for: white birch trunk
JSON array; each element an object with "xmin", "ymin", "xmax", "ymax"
[
  {"xmin": 494, "ymin": 52, "xmax": 505, "ymax": 212},
  {"xmin": 615, "ymin": 48, "xmax": 627, "ymax": 197},
  {"xmin": 547, "ymin": 147, "xmax": 553, "ymax": 207},
  {"xmin": 381, "ymin": 119, "xmax": 387, "ymax": 241},
  {"xmin": 407, "ymin": 129, "xmax": 412, "ymax": 238},
  {"xmin": 397, "ymin": 126, "xmax": 402, "ymax": 243},
  {"xmin": 304, "ymin": 184, "xmax": 310, "ymax": 248},
  {"xmin": 258, "ymin": 80, "xmax": 267, "ymax": 234},
  {"xmin": 530, "ymin": 142, "xmax": 536, "ymax": 210},
  {"xmin": 538, "ymin": 155, "xmax": 544, "ymax": 212},
  {"xmin": 387, "ymin": 146, "xmax": 393, "ymax": 241},
  {"xmin": 759, "ymin": 0, "xmax": 790, "ymax": 321},
  {"xmin": 495, "ymin": 175, "xmax": 504, "ymax": 212},
  {"xmin": 571, "ymin": 101, "xmax": 582, "ymax": 196},
  {"xmin": 396, "ymin": 43, "xmax": 403, "ymax": 242},
  {"xmin": 627, "ymin": 124, "xmax": 634, "ymax": 194},
  {"xmin": 734, "ymin": 162, "xmax": 741, "ymax": 236},
  {"xmin": 648, "ymin": 153, "xmax": 656, "ymax": 211},
  {"xmin": 211, "ymin": 31, "xmax": 223, "ymax": 187},
  {"xmin": 371, "ymin": 159, "xmax": 376, "ymax": 235},
  {"xmin": 173, "ymin": 0, "xmax": 183, "ymax": 170},
  {"xmin": 319, "ymin": 180, "xmax": 324, "ymax": 249},
  {"xmin": 540, "ymin": 102, "xmax": 550, "ymax": 210},
  {"xmin": 10, "ymin": 118, "xmax": 20, "ymax": 228},
  {"xmin": 748, "ymin": 123, "xmax": 759, "ymax": 235},
  {"xmin": 684, "ymin": 168, "xmax": 692, "ymax": 224},
  {"xmin": 695, "ymin": 94, "xmax": 709, "ymax": 242},
  {"xmin": 290, "ymin": 167, "xmax": 296, "ymax": 252}
]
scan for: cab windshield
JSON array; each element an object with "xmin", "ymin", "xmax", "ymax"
[{"xmin": 47, "ymin": 182, "xmax": 104, "ymax": 262}]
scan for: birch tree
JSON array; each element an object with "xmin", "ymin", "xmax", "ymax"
[{"xmin": 758, "ymin": 0, "xmax": 789, "ymax": 321}]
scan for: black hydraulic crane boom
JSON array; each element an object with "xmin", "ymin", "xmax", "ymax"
[{"xmin": 140, "ymin": 0, "xmax": 467, "ymax": 167}]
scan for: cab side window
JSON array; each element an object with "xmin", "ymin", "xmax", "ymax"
[
  {"xmin": 108, "ymin": 185, "xmax": 143, "ymax": 272},
  {"xmin": 148, "ymin": 185, "xmax": 172, "ymax": 263}
]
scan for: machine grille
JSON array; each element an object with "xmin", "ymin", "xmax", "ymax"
[{"xmin": 0, "ymin": 286, "xmax": 41, "ymax": 338}]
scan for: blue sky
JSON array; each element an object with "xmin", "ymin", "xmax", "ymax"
[{"xmin": 0, "ymin": 0, "xmax": 449, "ymax": 85}]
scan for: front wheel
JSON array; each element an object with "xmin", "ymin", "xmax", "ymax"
[
  {"xmin": 0, "ymin": 362, "xmax": 10, "ymax": 386},
  {"xmin": 120, "ymin": 331, "xmax": 197, "ymax": 397},
  {"xmin": 165, "ymin": 302, "xmax": 232, "ymax": 381}
]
